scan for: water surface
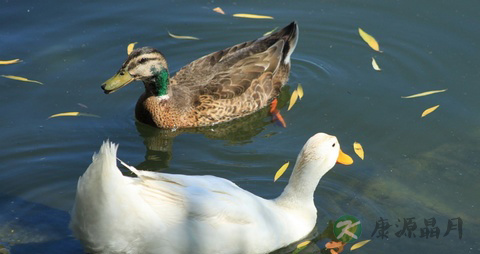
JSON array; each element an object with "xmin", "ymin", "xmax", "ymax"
[{"xmin": 0, "ymin": 0, "xmax": 479, "ymax": 253}]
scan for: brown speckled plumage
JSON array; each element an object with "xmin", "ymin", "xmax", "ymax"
[{"xmin": 103, "ymin": 22, "xmax": 298, "ymax": 129}]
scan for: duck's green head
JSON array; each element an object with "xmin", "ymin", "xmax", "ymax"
[{"xmin": 101, "ymin": 47, "xmax": 170, "ymax": 96}]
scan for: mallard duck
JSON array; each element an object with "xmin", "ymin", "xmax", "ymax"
[
  {"xmin": 101, "ymin": 22, "xmax": 298, "ymax": 128},
  {"xmin": 70, "ymin": 133, "xmax": 353, "ymax": 254}
]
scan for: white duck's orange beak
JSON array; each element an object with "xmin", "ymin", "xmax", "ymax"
[{"xmin": 337, "ymin": 149, "xmax": 353, "ymax": 165}]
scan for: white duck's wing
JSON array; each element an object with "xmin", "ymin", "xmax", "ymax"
[
  {"xmin": 121, "ymin": 160, "xmax": 266, "ymax": 224},
  {"xmin": 134, "ymin": 171, "xmax": 291, "ymax": 254}
]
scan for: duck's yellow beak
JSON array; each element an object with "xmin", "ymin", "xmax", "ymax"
[
  {"xmin": 101, "ymin": 70, "xmax": 134, "ymax": 94},
  {"xmin": 337, "ymin": 149, "xmax": 353, "ymax": 165}
]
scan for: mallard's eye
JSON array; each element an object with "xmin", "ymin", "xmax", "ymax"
[
  {"xmin": 332, "ymin": 143, "xmax": 336, "ymax": 147},
  {"xmin": 139, "ymin": 58, "xmax": 148, "ymax": 64}
]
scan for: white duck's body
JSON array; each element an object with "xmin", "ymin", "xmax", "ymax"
[{"xmin": 70, "ymin": 133, "xmax": 351, "ymax": 254}]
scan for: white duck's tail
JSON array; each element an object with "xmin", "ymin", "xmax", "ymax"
[{"xmin": 70, "ymin": 141, "xmax": 136, "ymax": 250}]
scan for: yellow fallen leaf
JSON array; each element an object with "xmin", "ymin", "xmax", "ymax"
[
  {"xmin": 421, "ymin": 105, "xmax": 439, "ymax": 117},
  {"xmin": 168, "ymin": 31, "xmax": 199, "ymax": 40},
  {"xmin": 350, "ymin": 239, "xmax": 371, "ymax": 251},
  {"xmin": 371, "ymin": 57, "xmax": 381, "ymax": 71},
  {"xmin": 288, "ymin": 90, "xmax": 299, "ymax": 111},
  {"xmin": 2, "ymin": 75, "xmax": 43, "ymax": 85},
  {"xmin": 297, "ymin": 84, "xmax": 304, "ymax": 99},
  {"xmin": 233, "ymin": 13, "xmax": 274, "ymax": 19},
  {"xmin": 213, "ymin": 7, "xmax": 225, "ymax": 15},
  {"xmin": 127, "ymin": 42, "xmax": 137, "ymax": 55},
  {"xmin": 274, "ymin": 161, "xmax": 290, "ymax": 182},
  {"xmin": 353, "ymin": 142, "xmax": 364, "ymax": 160},
  {"xmin": 0, "ymin": 59, "xmax": 22, "ymax": 65},
  {"xmin": 401, "ymin": 89, "xmax": 447, "ymax": 99},
  {"xmin": 297, "ymin": 241, "xmax": 311, "ymax": 248},
  {"xmin": 48, "ymin": 112, "xmax": 100, "ymax": 119},
  {"xmin": 358, "ymin": 28, "xmax": 381, "ymax": 52},
  {"xmin": 263, "ymin": 27, "xmax": 278, "ymax": 36},
  {"xmin": 293, "ymin": 240, "xmax": 310, "ymax": 254}
]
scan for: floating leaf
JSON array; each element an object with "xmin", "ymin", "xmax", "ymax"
[
  {"xmin": 353, "ymin": 142, "xmax": 364, "ymax": 160},
  {"xmin": 351, "ymin": 239, "xmax": 371, "ymax": 251},
  {"xmin": 274, "ymin": 161, "xmax": 290, "ymax": 182},
  {"xmin": 168, "ymin": 31, "xmax": 199, "ymax": 40},
  {"xmin": 48, "ymin": 112, "xmax": 100, "ymax": 119},
  {"xmin": 263, "ymin": 27, "xmax": 278, "ymax": 36},
  {"xmin": 358, "ymin": 28, "xmax": 381, "ymax": 52},
  {"xmin": 127, "ymin": 42, "xmax": 137, "ymax": 55},
  {"xmin": 2, "ymin": 75, "xmax": 43, "ymax": 85},
  {"xmin": 297, "ymin": 241, "xmax": 310, "ymax": 248},
  {"xmin": 0, "ymin": 59, "xmax": 22, "ymax": 65},
  {"xmin": 233, "ymin": 13, "xmax": 274, "ymax": 19},
  {"xmin": 401, "ymin": 89, "xmax": 447, "ymax": 99},
  {"xmin": 421, "ymin": 105, "xmax": 439, "ymax": 117},
  {"xmin": 213, "ymin": 7, "xmax": 225, "ymax": 15},
  {"xmin": 371, "ymin": 57, "xmax": 381, "ymax": 71},
  {"xmin": 293, "ymin": 241, "xmax": 310, "ymax": 254},
  {"xmin": 288, "ymin": 90, "xmax": 299, "ymax": 111},
  {"xmin": 297, "ymin": 84, "xmax": 304, "ymax": 99}
]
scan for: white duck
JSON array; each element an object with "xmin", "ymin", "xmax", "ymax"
[{"xmin": 70, "ymin": 133, "xmax": 353, "ymax": 254}]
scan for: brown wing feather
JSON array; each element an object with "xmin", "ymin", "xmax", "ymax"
[
  {"xmin": 170, "ymin": 25, "xmax": 292, "ymax": 92},
  {"xmin": 170, "ymin": 40, "xmax": 258, "ymax": 91},
  {"xmin": 198, "ymin": 39, "xmax": 284, "ymax": 100},
  {"xmin": 195, "ymin": 72, "xmax": 282, "ymax": 125}
]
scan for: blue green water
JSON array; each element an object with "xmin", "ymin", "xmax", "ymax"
[{"xmin": 0, "ymin": 0, "xmax": 479, "ymax": 253}]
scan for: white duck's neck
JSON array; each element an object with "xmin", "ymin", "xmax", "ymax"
[{"xmin": 275, "ymin": 151, "xmax": 331, "ymax": 208}]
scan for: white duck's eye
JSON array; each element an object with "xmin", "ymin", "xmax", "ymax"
[{"xmin": 332, "ymin": 143, "xmax": 336, "ymax": 147}]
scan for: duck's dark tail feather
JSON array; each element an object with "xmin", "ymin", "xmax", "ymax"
[{"xmin": 268, "ymin": 21, "xmax": 298, "ymax": 64}]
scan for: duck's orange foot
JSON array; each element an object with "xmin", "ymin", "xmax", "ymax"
[
  {"xmin": 270, "ymin": 98, "xmax": 286, "ymax": 128},
  {"xmin": 269, "ymin": 98, "xmax": 278, "ymax": 114}
]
